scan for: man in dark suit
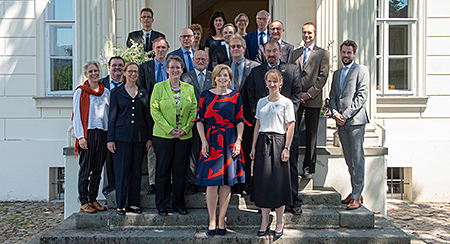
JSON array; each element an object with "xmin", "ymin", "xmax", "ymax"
[
  {"xmin": 225, "ymin": 34, "xmax": 259, "ymax": 194},
  {"xmin": 167, "ymin": 28, "xmax": 195, "ymax": 73},
  {"xmin": 211, "ymin": 23, "xmax": 236, "ymax": 68},
  {"xmin": 138, "ymin": 37, "xmax": 170, "ymax": 195},
  {"xmin": 289, "ymin": 22, "xmax": 330, "ymax": 179},
  {"xmin": 99, "ymin": 56, "xmax": 124, "ymax": 202},
  {"xmin": 255, "ymin": 20, "xmax": 294, "ymax": 64},
  {"xmin": 329, "ymin": 40, "xmax": 369, "ymax": 210},
  {"xmin": 181, "ymin": 50, "xmax": 213, "ymax": 194},
  {"xmin": 126, "ymin": 7, "xmax": 165, "ymax": 52},
  {"xmin": 244, "ymin": 10, "xmax": 271, "ymax": 60},
  {"xmin": 247, "ymin": 40, "xmax": 303, "ymax": 214}
]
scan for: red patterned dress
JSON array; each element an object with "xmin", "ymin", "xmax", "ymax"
[{"xmin": 195, "ymin": 90, "xmax": 246, "ymax": 186}]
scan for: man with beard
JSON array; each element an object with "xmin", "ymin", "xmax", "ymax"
[
  {"xmin": 247, "ymin": 40, "xmax": 303, "ymax": 214},
  {"xmin": 255, "ymin": 20, "xmax": 294, "ymax": 64},
  {"xmin": 329, "ymin": 40, "xmax": 369, "ymax": 210},
  {"xmin": 181, "ymin": 50, "xmax": 213, "ymax": 194},
  {"xmin": 100, "ymin": 56, "xmax": 125, "ymax": 202},
  {"xmin": 138, "ymin": 37, "xmax": 170, "ymax": 195},
  {"xmin": 126, "ymin": 8, "xmax": 165, "ymax": 52},
  {"xmin": 167, "ymin": 28, "xmax": 195, "ymax": 73}
]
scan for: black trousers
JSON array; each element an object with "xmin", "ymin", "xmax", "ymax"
[
  {"xmin": 153, "ymin": 136, "xmax": 192, "ymax": 210},
  {"xmin": 113, "ymin": 141, "xmax": 146, "ymax": 209},
  {"xmin": 242, "ymin": 123, "xmax": 254, "ymax": 189},
  {"xmin": 78, "ymin": 129, "xmax": 107, "ymax": 205},
  {"xmin": 290, "ymin": 121, "xmax": 303, "ymax": 208},
  {"xmin": 102, "ymin": 151, "xmax": 115, "ymax": 196},
  {"xmin": 186, "ymin": 126, "xmax": 200, "ymax": 185},
  {"xmin": 298, "ymin": 105, "xmax": 321, "ymax": 174}
]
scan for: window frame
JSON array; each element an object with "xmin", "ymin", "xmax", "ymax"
[
  {"xmin": 45, "ymin": 0, "xmax": 76, "ymax": 97},
  {"xmin": 376, "ymin": 0, "xmax": 417, "ymax": 96}
]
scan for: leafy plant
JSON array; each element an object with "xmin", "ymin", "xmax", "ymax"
[{"xmin": 100, "ymin": 37, "xmax": 154, "ymax": 67}]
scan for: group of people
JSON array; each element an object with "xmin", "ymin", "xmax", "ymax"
[{"xmin": 72, "ymin": 7, "xmax": 369, "ymax": 238}]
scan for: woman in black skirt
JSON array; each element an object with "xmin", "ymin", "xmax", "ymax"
[{"xmin": 250, "ymin": 69, "xmax": 296, "ymax": 238}]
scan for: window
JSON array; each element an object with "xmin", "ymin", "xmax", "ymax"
[
  {"xmin": 45, "ymin": 0, "xmax": 76, "ymax": 96},
  {"xmin": 50, "ymin": 167, "xmax": 65, "ymax": 201},
  {"xmin": 387, "ymin": 167, "xmax": 412, "ymax": 200},
  {"xmin": 376, "ymin": 0, "xmax": 417, "ymax": 95}
]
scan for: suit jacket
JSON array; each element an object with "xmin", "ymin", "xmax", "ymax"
[
  {"xmin": 138, "ymin": 60, "xmax": 157, "ymax": 93},
  {"xmin": 99, "ymin": 76, "xmax": 111, "ymax": 90},
  {"xmin": 150, "ymin": 79, "xmax": 197, "ymax": 139},
  {"xmin": 108, "ymin": 84, "xmax": 152, "ymax": 143},
  {"xmin": 167, "ymin": 48, "xmax": 195, "ymax": 74},
  {"xmin": 126, "ymin": 30, "xmax": 165, "ymax": 51},
  {"xmin": 290, "ymin": 45, "xmax": 330, "ymax": 108},
  {"xmin": 329, "ymin": 62, "xmax": 369, "ymax": 126},
  {"xmin": 181, "ymin": 69, "xmax": 213, "ymax": 101},
  {"xmin": 246, "ymin": 62, "xmax": 302, "ymax": 119},
  {"xmin": 211, "ymin": 45, "xmax": 230, "ymax": 69},
  {"xmin": 255, "ymin": 40, "xmax": 294, "ymax": 64},
  {"xmin": 244, "ymin": 30, "xmax": 271, "ymax": 60}
]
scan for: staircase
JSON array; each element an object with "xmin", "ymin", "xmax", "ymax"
[{"xmin": 37, "ymin": 187, "xmax": 410, "ymax": 243}]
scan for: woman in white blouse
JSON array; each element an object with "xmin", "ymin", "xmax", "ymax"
[
  {"xmin": 250, "ymin": 69, "xmax": 295, "ymax": 238},
  {"xmin": 73, "ymin": 61, "xmax": 110, "ymax": 214}
]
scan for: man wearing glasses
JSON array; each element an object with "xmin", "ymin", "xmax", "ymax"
[
  {"xmin": 255, "ymin": 20, "xmax": 294, "ymax": 64},
  {"xmin": 167, "ymin": 28, "xmax": 196, "ymax": 73},
  {"xmin": 244, "ymin": 10, "xmax": 271, "ymax": 60},
  {"xmin": 126, "ymin": 7, "xmax": 165, "ymax": 52}
]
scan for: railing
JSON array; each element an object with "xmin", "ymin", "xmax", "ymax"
[{"xmin": 67, "ymin": 125, "xmax": 74, "ymax": 147}]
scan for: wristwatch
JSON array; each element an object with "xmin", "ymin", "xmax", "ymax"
[{"xmin": 284, "ymin": 146, "xmax": 290, "ymax": 151}]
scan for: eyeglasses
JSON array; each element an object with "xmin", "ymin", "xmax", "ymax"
[
  {"xmin": 127, "ymin": 70, "xmax": 138, "ymax": 74},
  {"xmin": 230, "ymin": 44, "xmax": 243, "ymax": 49},
  {"xmin": 270, "ymin": 28, "xmax": 283, "ymax": 31},
  {"xmin": 168, "ymin": 66, "xmax": 182, "ymax": 70},
  {"xmin": 180, "ymin": 35, "xmax": 193, "ymax": 39},
  {"xmin": 110, "ymin": 64, "xmax": 124, "ymax": 68},
  {"xmin": 141, "ymin": 15, "xmax": 153, "ymax": 19}
]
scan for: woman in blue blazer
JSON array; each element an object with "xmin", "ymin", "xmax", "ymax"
[
  {"xmin": 107, "ymin": 62, "xmax": 152, "ymax": 215},
  {"xmin": 150, "ymin": 55, "xmax": 197, "ymax": 216}
]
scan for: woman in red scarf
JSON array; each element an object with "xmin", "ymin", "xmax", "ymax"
[{"xmin": 73, "ymin": 61, "xmax": 110, "ymax": 214}]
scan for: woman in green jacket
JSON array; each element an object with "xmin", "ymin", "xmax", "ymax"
[{"xmin": 150, "ymin": 55, "xmax": 197, "ymax": 216}]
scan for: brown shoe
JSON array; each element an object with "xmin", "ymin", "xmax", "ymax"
[
  {"xmin": 346, "ymin": 199, "xmax": 361, "ymax": 210},
  {"xmin": 80, "ymin": 203, "xmax": 97, "ymax": 213},
  {"xmin": 90, "ymin": 201, "xmax": 107, "ymax": 211},
  {"xmin": 341, "ymin": 194, "xmax": 363, "ymax": 204}
]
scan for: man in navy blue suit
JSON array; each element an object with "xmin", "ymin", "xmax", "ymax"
[
  {"xmin": 167, "ymin": 28, "xmax": 195, "ymax": 74},
  {"xmin": 244, "ymin": 10, "xmax": 271, "ymax": 60},
  {"xmin": 126, "ymin": 8, "xmax": 165, "ymax": 52}
]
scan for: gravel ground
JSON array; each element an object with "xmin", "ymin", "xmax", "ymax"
[{"xmin": 0, "ymin": 200, "xmax": 449, "ymax": 243}]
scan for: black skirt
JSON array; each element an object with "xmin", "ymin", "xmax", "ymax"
[{"xmin": 251, "ymin": 132, "xmax": 293, "ymax": 208}]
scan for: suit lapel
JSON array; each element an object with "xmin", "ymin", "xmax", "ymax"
[
  {"xmin": 190, "ymin": 71, "xmax": 201, "ymax": 95},
  {"xmin": 303, "ymin": 45, "xmax": 319, "ymax": 69},
  {"xmin": 341, "ymin": 64, "xmax": 356, "ymax": 93}
]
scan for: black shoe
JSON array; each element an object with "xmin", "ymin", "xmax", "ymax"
[
  {"xmin": 126, "ymin": 207, "xmax": 143, "ymax": 214},
  {"xmin": 175, "ymin": 208, "xmax": 188, "ymax": 215},
  {"xmin": 206, "ymin": 229, "xmax": 216, "ymax": 236},
  {"xmin": 147, "ymin": 184, "xmax": 156, "ymax": 195},
  {"xmin": 274, "ymin": 227, "xmax": 284, "ymax": 238},
  {"xmin": 185, "ymin": 184, "xmax": 197, "ymax": 195},
  {"xmin": 217, "ymin": 228, "xmax": 227, "ymax": 235},
  {"xmin": 290, "ymin": 206, "xmax": 303, "ymax": 215},
  {"xmin": 257, "ymin": 222, "xmax": 271, "ymax": 236},
  {"xmin": 158, "ymin": 208, "xmax": 168, "ymax": 216},
  {"xmin": 116, "ymin": 209, "xmax": 126, "ymax": 215},
  {"xmin": 302, "ymin": 172, "xmax": 313, "ymax": 180}
]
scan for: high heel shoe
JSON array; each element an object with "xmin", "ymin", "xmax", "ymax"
[
  {"xmin": 257, "ymin": 219, "xmax": 272, "ymax": 236},
  {"xmin": 217, "ymin": 228, "xmax": 227, "ymax": 235},
  {"xmin": 274, "ymin": 224, "xmax": 284, "ymax": 238}
]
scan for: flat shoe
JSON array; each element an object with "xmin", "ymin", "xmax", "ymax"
[
  {"xmin": 206, "ymin": 229, "xmax": 216, "ymax": 236},
  {"xmin": 116, "ymin": 209, "xmax": 126, "ymax": 215}
]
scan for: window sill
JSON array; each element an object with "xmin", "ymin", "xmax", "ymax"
[
  {"xmin": 376, "ymin": 96, "xmax": 429, "ymax": 117},
  {"xmin": 33, "ymin": 96, "xmax": 73, "ymax": 108}
]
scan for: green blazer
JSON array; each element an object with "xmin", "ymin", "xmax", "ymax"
[{"xmin": 150, "ymin": 79, "xmax": 197, "ymax": 140}]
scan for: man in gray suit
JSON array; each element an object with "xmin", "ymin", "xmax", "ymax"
[
  {"xmin": 138, "ymin": 37, "xmax": 170, "ymax": 195},
  {"xmin": 226, "ymin": 34, "xmax": 259, "ymax": 194},
  {"xmin": 290, "ymin": 22, "xmax": 330, "ymax": 179},
  {"xmin": 329, "ymin": 40, "xmax": 369, "ymax": 210},
  {"xmin": 255, "ymin": 20, "xmax": 294, "ymax": 64},
  {"xmin": 181, "ymin": 50, "xmax": 213, "ymax": 194}
]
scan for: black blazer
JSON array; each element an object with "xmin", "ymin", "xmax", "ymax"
[
  {"xmin": 126, "ymin": 30, "xmax": 165, "ymax": 51},
  {"xmin": 246, "ymin": 62, "xmax": 302, "ymax": 119},
  {"xmin": 138, "ymin": 60, "xmax": 157, "ymax": 93},
  {"xmin": 108, "ymin": 85, "xmax": 152, "ymax": 143},
  {"xmin": 211, "ymin": 45, "xmax": 230, "ymax": 69},
  {"xmin": 244, "ymin": 30, "xmax": 271, "ymax": 60},
  {"xmin": 255, "ymin": 40, "xmax": 294, "ymax": 64},
  {"xmin": 99, "ymin": 75, "xmax": 111, "ymax": 90},
  {"xmin": 167, "ymin": 48, "xmax": 194, "ymax": 74}
]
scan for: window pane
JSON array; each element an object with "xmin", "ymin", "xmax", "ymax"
[
  {"xmin": 389, "ymin": 0, "xmax": 411, "ymax": 18},
  {"xmin": 377, "ymin": 0, "xmax": 382, "ymax": 18},
  {"xmin": 389, "ymin": 25, "xmax": 410, "ymax": 55},
  {"xmin": 51, "ymin": 58, "xmax": 73, "ymax": 91},
  {"xmin": 376, "ymin": 58, "xmax": 381, "ymax": 90},
  {"xmin": 50, "ymin": 26, "xmax": 73, "ymax": 57},
  {"xmin": 377, "ymin": 24, "xmax": 381, "ymax": 56},
  {"xmin": 389, "ymin": 58, "xmax": 410, "ymax": 90},
  {"xmin": 48, "ymin": 0, "xmax": 74, "ymax": 20}
]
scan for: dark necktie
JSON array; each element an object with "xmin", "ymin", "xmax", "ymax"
[
  {"xmin": 234, "ymin": 62, "xmax": 240, "ymax": 91},
  {"xmin": 198, "ymin": 72, "xmax": 205, "ymax": 91},
  {"xmin": 157, "ymin": 63, "xmax": 163, "ymax": 83},
  {"xmin": 259, "ymin": 32, "xmax": 265, "ymax": 46},
  {"xmin": 112, "ymin": 81, "xmax": 120, "ymax": 89},
  {"xmin": 145, "ymin": 32, "xmax": 150, "ymax": 52}
]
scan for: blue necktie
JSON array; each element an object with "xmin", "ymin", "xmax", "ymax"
[
  {"xmin": 339, "ymin": 66, "xmax": 349, "ymax": 91},
  {"xmin": 303, "ymin": 47, "xmax": 310, "ymax": 67},
  {"xmin": 185, "ymin": 50, "xmax": 194, "ymax": 71},
  {"xmin": 157, "ymin": 63, "xmax": 163, "ymax": 83},
  {"xmin": 259, "ymin": 32, "xmax": 265, "ymax": 46}
]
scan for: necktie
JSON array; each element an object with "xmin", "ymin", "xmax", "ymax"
[
  {"xmin": 234, "ymin": 62, "xmax": 240, "ymax": 91},
  {"xmin": 112, "ymin": 81, "xmax": 120, "ymax": 89},
  {"xmin": 185, "ymin": 50, "xmax": 194, "ymax": 71},
  {"xmin": 339, "ymin": 66, "xmax": 349, "ymax": 91},
  {"xmin": 157, "ymin": 63, "xmax": 163, "ymax": 83},
  {"xmin": 145, "ymin": 32, "xmax": 150, "ymax": 52},
  {"xmin": 303, "ymin": 47, "xmax": 310, "ymax": 68},
  {"xmin": 198, "ymin": 72, "xmax": 205, "ymax": 91},
  {"xmin": 259, "ymin": 32, "xmax": 265, "ymax": 46}
]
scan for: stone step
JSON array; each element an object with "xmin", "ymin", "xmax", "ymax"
[
  {"xmin": 106, "ymin": 187, "xmax": 342, "ymax": 209},
  {"xmin": 75, "ymin": 206, "xmax": 374, "ymax": 229},
  {"xmin": 38, "ymin": 215, "xmax": 410, "ymax": 244}
]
